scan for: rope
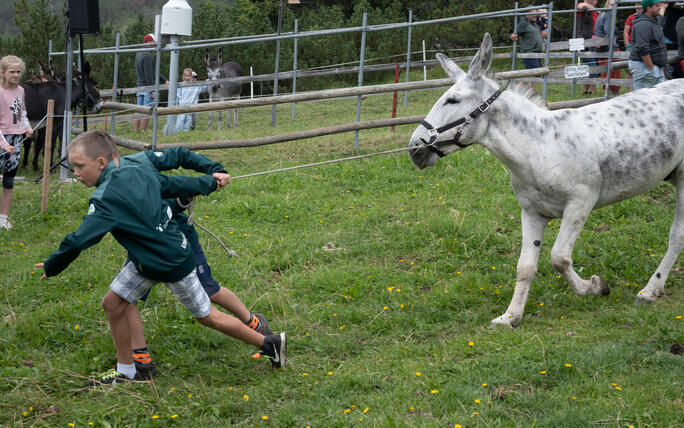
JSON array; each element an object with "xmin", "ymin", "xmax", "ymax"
[
  {"xmin": 231, "ymin": 146, "xmax": 414, "ymax": 181},
  {"xmin": 186, "ymin": 145, "xmax": 415, "ymax": 257}
]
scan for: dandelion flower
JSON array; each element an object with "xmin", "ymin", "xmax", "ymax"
[
  {"xmin": 302, "ymin": 373, "xmax": 309, "ymax": 376},
  {"xmin": 481, "ymin": 383, "xmax": 487, "ymax": 387},
  {"xmin": 474, "ymin": 399, "xmax": 481, "ymax": 404},
  {"xmin": 431, "ymin": 389, "xmax": 439, "ymax": 394},
  {"xmin": 262, "ymin": 416, "xmax": 269, "ymax": 420},
  {"xmin": 75, "ymin": 324, "xmax": 80, "ymax": 330},
  {"xmin": 468, "ymin": 341, "xmax": 474, "ymax": 347},
  {"xmin": 344, "ymin": 409, "xmax": 351, "ymax": 414},
  {"xmin": 415, "ymin": 372, "xmax": 422, "ymax": 376},
  {"xmin": 615, "ymin": 386, "xmax": 622, "ymax": 390},
  {"xmin": 152, "ymin": 415, "xmax": 159, "ymax": 419},
  {"xmin": 565, "ymin": 363, "xmax": 572, "ymax": 367},
  {"xmin": 540, "ymin": 370, "xmax": 547, "ymax": 374},
  {"xmin": 328, "ymin": 372, "xmax": 333, "ymax": 376},
  {"xmin": 171, "ymin": 414, "xmax": 178, "ymax": 419},
  {"xmin": 243, "ymin": 395, "xmax": 249, "ymax": 401},
  {"xmin": 22, "ymin": 412, "xmax": 28, "ymax": 417},
  {"xmin": 363, "ymin": 408, "xmax": 369, "ymax": 413},
  {"xmin": 676, "ymin": 315, "xmax": 682, "ymax": 319}
]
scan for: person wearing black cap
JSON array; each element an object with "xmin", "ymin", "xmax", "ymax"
[{"xmin": 628, "ymin": 0, "xmax": 667, "ymax": 90}]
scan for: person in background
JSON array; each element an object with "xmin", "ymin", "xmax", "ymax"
[
  {"xmin": 0, "ymin": 55, "xmax": 32, "ymax": 230},
  {"xmin": 628, "ymin": 0, "xmax": 667, "ymax": 90},
  {"xmin": 624, "ymin": 4, "xmax": 643, "ymax": 52},
  {"xmin": 176, "ymin": 68, "xmax": 207, "ymax": 133},
  {"xmin": 133, "ymin": 34, "xmax": 168, "ymax": 133},
  {"xmin": 593, "ymin": 0, "xmax": 622, "ymax": 96},
  {"xmin": 536, "ymin": 8, "xmax": 549, "ymax": 36},
  {"xmin": 663, "ymin": 1, "xmax": 684, "ymax": 50},
  {"xmin": 577, "ymin": 0, "xmax": 600, "ymax": 94},
  {"xmin": 510, "ymin": 7, "xmax": 545, "ymax": 71}
]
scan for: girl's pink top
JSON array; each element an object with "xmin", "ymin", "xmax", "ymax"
[{"xmin": 0, "ymin": 85, "xmax": 32, "ymax": 150}]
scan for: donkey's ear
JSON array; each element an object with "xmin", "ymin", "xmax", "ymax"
[
  {"xmin": 467, "ymin": 33, "xmax": 493, "ymax": 79},
  {"xmin": 436, "ymin": 53, "xmax": 465, "ymax": 83},
  {"xmin": 217, "ymin": 49, "xmax": 223, "ymax": 64},
  {"xmin": 203, "ymin": 48, "xmax": 210, "ymax": 65},
  {"xmin": 83, "ymin": 61, "xmax": 91, "ymax": 76}
]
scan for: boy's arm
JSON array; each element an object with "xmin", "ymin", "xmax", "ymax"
[
  {"xmin": 144, "ymin": 146, "xmax": 227, "ymax": 175},
  {"xmin": 41, "ymin": 200, "xmax": 115, "ymax": 277},
  {"xmin": 156, "ymin": 172, "xmax": 226, "ymax": 200}
]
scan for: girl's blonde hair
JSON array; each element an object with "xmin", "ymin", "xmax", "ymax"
[{"xmin": 0, "ymin": 55, "xmax": 26, "ymax": 84}]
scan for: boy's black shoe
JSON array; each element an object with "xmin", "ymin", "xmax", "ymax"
[
  {"xmin": 247, "ymin": 313, "xmax": 273, "ymax": 336},
  {"xmin": 260, "ymin": 332, "xmax": 287, "ymax": 369},
  {"xmin": 134, "ymin": 360, "xmax": 157, "ymax": 379},
  {"xmin": 85, "ymin": 369, "xmax": 143, "ymax": 387}
]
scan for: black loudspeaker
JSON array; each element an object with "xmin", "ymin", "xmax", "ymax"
[{"xmin": 68, "ymin": 0, "xmax": 100, "ymax": 34}]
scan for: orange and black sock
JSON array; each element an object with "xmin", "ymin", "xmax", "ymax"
[
  {"xmin": 245, "ymin": 314, "xmax": 261, "ymax": 332},
  {"xmin": 132, "ymin": 347, "xmax": 152, "ymax": 365}
]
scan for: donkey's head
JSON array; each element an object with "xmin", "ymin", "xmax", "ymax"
[
  {"xmin": 409, "ymin": 33, "xmax": 499, "ymax": 169},
  {"xmin": 204, "ymin": 48, "xmax": 223, "ymax": 81},
  {"xmin": 72, "ymin": 61, "xmax": 103, "ymax": 113}
]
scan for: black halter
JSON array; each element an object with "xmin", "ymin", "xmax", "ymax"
[{"xmin": 419, "ymin": 88, "xmax": 504, "ymax": 157}]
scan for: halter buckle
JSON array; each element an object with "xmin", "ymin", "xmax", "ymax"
[
  {"xmin": 427, "ymin": 128, "xmax": 438, "ymax": 139},
  {"xmin": 464, "ymin": 115, "xmax": 474, "ymax": 124},
  {"xmin": 478, "ymin": 102, "xmax": 490, "ymax": 113}
]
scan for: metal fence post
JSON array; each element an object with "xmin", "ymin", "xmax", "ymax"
[
  {"xmin": 403, "ymin": 9, "xmax": 413, "ymax": 107},
  {"xmin": 110, "ymin": 32, "xmax": 120, "ymax": 135},
  {"xmin": 152, "ymin": 15, "xmax": 162, "ymax": 149},
  {"xmin": 542, "ymin": 1, "xmax": 553, "ymax": 101},
  {"xmin": 291, "ymin": 19, "xmax": 298, "ymax": 121},
  {"xmin": 165, "ymin": 35, "xmax": 181, "ymax": 135},
  {"xmin": 271, "ymin": 0, "xmax": 284, "ymax": 127},
  {"xmin": 61, "ymin": 35, "xmax": 74, "ymax": 181},
  {"xmin": 571, "ymin": 1, "xmax": 578, "ymax": 96},
  {"xmin": 354, "ymin": 12, "xmax": 367, "ymax": 150},
  {"xmin": 422, "ymin": 39, "xmax": 427, "ymax": 80},
  {"xmin": 512, "ymin": 2, "xmax": 519, "ymax": 71},
  {"xmin": 604, "ymin": 0, "xmax": 619, "ymax": 99}
]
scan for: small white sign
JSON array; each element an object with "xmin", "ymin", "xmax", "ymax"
[
  {"xmin": 564, "ymin": 65, "xmax": 590, "ymax": 79},
  {"xmin": 568, "ymin": 38, "xmax": 585, "ymax": 52}
]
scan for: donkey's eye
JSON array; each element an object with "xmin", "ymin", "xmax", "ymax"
[{"xmin": 444, "ymin": 98, "xmax": 460, "ymax": 105}]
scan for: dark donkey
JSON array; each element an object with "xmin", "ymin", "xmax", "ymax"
[
  {"xmin": 204, "ymin": 48, "xmax": 243, "ymax": 130},
  {"xmin": 21, "ymin": 61, "xmax": 103, "ymax": 170}
]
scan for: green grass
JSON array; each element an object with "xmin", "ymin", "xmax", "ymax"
[{"xmin": 1, "ymin": 66, "xmax": 683, "ymax": 427}]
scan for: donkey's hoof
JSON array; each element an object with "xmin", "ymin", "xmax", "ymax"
[
  {"xmin": 590, "ymin": 275, "xmax": 610, "ymax": 296},
  {"xmin": 635, "ymin": 290, "xmax": 657, "ymax": 305},
  {"xmin": 491, "ymin": 313, "xmax": 519, "ymax": 328}
]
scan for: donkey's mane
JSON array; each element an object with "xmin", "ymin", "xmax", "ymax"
[{"xmin": 504, "ymin": 81, "xmax": 547, "ymax": 109}]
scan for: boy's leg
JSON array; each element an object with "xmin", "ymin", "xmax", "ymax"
[
  {"xmin": 101, "ymin": 290, "xmax": 135, "ymax": 365},
  {"xmin": 124, "ymin": 303, "xmax": 156, "ymax": 378},
  {"xmin": 191, "ymin": 237, "xmax": 272, "ymax": 335}
]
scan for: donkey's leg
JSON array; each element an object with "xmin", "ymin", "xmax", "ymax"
[
  {"xmin": 492, "ymin": 208, "xmax": 548, "ymax": 328},
  {"xmin": 551, "ymin": 201, "xmax": 610, "ymax": 297},
  {"xmin": 217, "ymin": 109, "xmax": 223, "ymax": 131},
  {"xmin": 637, "ymin": 168, "xmax": 684, "ymax": 302},
  {"xmin": 234, "ymin": 107, "xmax": 239, "ymax": 128},
  {"xmin": 207, "ymin": 110, "xmax": 214, "ymax": 129}
]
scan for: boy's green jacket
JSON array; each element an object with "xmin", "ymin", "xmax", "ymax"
[
  {"xmin": 43, "ymin": 158, "xmax": 219, "ymax": 282},
  {"xmin": 119, "ymin": 147, "xmax": 227, "ymax": 242}
]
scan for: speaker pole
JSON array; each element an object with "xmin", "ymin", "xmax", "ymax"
[{"xmin": 79, "ymin": 32, "xmax": 87, "ymax": 132}]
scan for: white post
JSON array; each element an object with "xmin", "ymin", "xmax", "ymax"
[
  {"xmin": 250, "ymin": 66, "xmax": 254, "ymax": 99},
  {"xmin": 422, "ymin": 39, "xmax": 427, "ymax": 81}
]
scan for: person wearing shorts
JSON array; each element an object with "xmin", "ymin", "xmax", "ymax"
[
  {"xmin": 134, "ymin": 34, "xmax": 168, "ymax": 132},
  {"xmin": 36, "ymin": 131, "xmax": 286, "ymax": 386}
]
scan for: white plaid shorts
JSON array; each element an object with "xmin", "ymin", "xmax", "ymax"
[{"xmin": 110, "ymin": 262, "xmax": 211, "ymax": 318}]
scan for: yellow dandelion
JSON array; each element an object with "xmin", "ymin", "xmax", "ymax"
[
  {"xmin": 473, "ymin": 411, "xmax": 479, "ymax": 415},
  {"xmin": 481, "ymin": 383, "xmax": 487, "ymax": 387},
  {"xmin": 383, "ymin": 306, "xmax": 388, "ymax": 310},
  {"xmin": 572, "ymin": 396, "xmax": 577, "ymax": 400},
  {"xmin": 89, "ymin": 423, "xmax": 94, "ymax": 426},
  {"xmin": 611, "ymin": 383, "xmax": 617, "ymax": 386},
  {"xmin": 400, "ymin": 304, "xmax": 404, "ymax": 309},
  {"xmin": 439, "ymin": 196, "xmax": 443, "ymax": 200},
  {"xmin": 333, "ymin": 313, "xmax": 337, "ymax": 317},
  {"xmin": 444, "ymin": 290, "xmax": 448, "ymax": 294},
  {"xmin": 431, "ymin": 389, "xmax": 439, "ymax": 394},
  {"xmin": 188, "ymin": 393, "xmax": 192, "ymax": 398},
  {"xmin": 565, "ymin": 363, "xmax": 572, "ymax": 367},
  {"xmin": 171, "ymin": 414, "xmax": 178, "ymax": 419},
  {"xmin": 676, "ymin": 315, "xmax": 682, "ymax": 319},
  {"xmin": 387, "ymin": 286, "xmax": 394, "ymax": 292},
  {"xmin": 262, "ymin": 416, "xmax": 268, "ymax": 420},
  {"xmin": 243, "ymin": 395, "xmax": 249, "ymax": 401},
  {"xmin": 457, "ymin": 270, "xmax": 462, "ymax": 274},
  {"xmin": 29, "ymin": 407, "xmax": 33, "ymax": 411},
  {"xmin": 410, "ymin": 261, "xmax": 415, "ymax": 265},
  {"xmin": 339, "ymin": 325, "xmax": 345, "ymax": 330},
  {"xmin": 22, "ymin": 412, "xmax": 28, "ymax": 417},
  {"xmin": 615, "ymin": 386, "xmax": 622, "ymax": 390},
  {"xmin": 228, "ymin": 387, "xmax": 233, "ymax": 391},
  {"xmin": 540, "ymin": 370, "xmax": 547, "ymax": 374},
  {"xmin": 328, "ymin": 372, "xmax": 333, "ymax": 376},
  {"xmin": 75, "ymin": 324, "xmax": 80, "ymax": 330},
  {"xmin": 415, "ymin": 372, "xmax": 422, "ymax": 376},
  {"xmin": 302, "ymin": 373, "xmax": 309, "ymax": 376},
  {"xmin": 363, "ymin": 408, "xmax": 369, "ymax": 413},
  {"xmin": 468, "ymin": 341, "xmax": 474, "ymax": 347},
  {"xmin": 539, "ymin": 302, "xmax": 544, "ymax": 306},
  {"xmin": 455, "ymin": 425, "xmax": 463, "ymax": 428},
  {"xmin": 152, "ymin": 415, "xmax": 159, "ymax": 419},
  {"xmin": 475, "ymin": 399, "xmax": 481, "ymax": 404},
  {"xmin": 396, "ymin": 288, "xmax": 402, "ymax": 292},
  {"xmin": 344, "ymin": 409, "xmax": 351, "ymax": 414},
  {"xmin": 491, "ymin": 266, "xmax": 496, "ymax": 270},
  {"xmin": 69, "ymin": 423, "xmax": 74, "ymax": 427}
]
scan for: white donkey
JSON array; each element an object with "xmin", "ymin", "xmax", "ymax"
[{"xmin": 409, "ymin": 33, "xmax": 684, "ymax": 327}]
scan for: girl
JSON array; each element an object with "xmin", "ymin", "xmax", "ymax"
[{"xmin": 0, "ymin": 55, "xmax": 33, "ymax": 230}]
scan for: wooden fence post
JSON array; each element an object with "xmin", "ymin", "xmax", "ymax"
[{"xmin": 41, "ymin": 99, "xmax": 54, "ymax": 213}]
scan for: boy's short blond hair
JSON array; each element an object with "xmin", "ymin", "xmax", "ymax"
[
  {"xmin": 183, "ymin": 68, "xmax": 193, "ymax": 74},
  {"xmin": 69, "ymin": 130, "xmax": 120, "ymax": 163}
]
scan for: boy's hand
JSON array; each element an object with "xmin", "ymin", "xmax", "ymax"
[
  {"xmin": 34, "ymin": 263, "xmax": 47, "ymax": 280},
  {"xmin": 213, "ymin": 172, "xmax": 232, "ymax": 188}
]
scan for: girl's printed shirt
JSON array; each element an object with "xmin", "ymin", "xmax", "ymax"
[{"xmin": 0, "ymin": 85, "xmax": 31, "ymax": 150}]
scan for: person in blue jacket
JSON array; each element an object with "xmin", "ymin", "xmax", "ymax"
[{"xmin": 35, "ymin": 131, "xmax": 286, "ymax": 386}]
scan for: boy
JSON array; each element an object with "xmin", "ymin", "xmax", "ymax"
[
  {"xmin": 116, "ymin": 144, "xmax": 273, "ymax": 377},
  {"xmin": 35, "ymin": 131, "xmax": 286, "ymax": 386}
]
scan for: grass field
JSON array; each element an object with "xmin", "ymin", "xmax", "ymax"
[{"xmin": 1, "ymin": 64, "xmax": 683, "ymax": 427}]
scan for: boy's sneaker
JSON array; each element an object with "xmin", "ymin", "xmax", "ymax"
[
  {"xmin": 134, "ymin": 360, "xmax": 157, "ymax": 379},
  {"xmin": 0, "ymin": 217, "xmax": 12, "ymax": 230},
  {"xmin": 247, "ymin": 313, "xmax": 273, "ymax": 336},
  {"xmin": 85, "ymin": 369, "xmax": 142, "ymax": 387},
  {"xmin": 260, "ymin": 332, "xmax": 286, "ymax": 369}
]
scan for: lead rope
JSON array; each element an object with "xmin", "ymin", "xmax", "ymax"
[{"xmin": 184, "ymin": 146, "xmax": 416, "ymax": 257}]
